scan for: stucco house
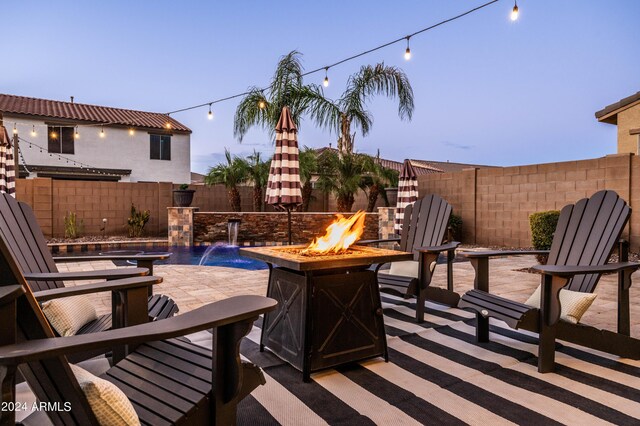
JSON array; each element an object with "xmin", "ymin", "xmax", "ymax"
[
  {"xmin": 596, "ymin": 91, "xmax": 640, "ymax": 155},
  {"xmin": 0, "ymin": 94, "xmax": 191, "ymax": 183}
]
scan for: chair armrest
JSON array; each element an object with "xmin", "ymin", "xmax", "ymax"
[
  {"xmin": 531, "ymin": 262, "xmax": 640, "ymax": 277},
  {"xmin": 33, "ymin": 276, "xmax": 163, "ymax": 301},
  {"xmin": 357, "ymin": 237, "xmax": 401, "ymax": 245},
  {"xmin": 417, "ymin": 241, "xmax": 460, "ymax": 254},
  {"xmin": 0, "ymin": 285, "xmax": 24, "ymax": 306},
  {"xmin": 0, "ymin": 295, "xmax": 277, "ymax": 365},
  {"xmin": 53, "ymin": 253, "xmax": 171, "ymax": 263},
  {"xmin": 461, "ymin": 249, "xmax": 549, "ymax": 259},
  {"xmin": 23, "ymin": 267, "xmax": 149, "ymax": 282}
]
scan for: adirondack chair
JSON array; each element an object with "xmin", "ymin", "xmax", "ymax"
[
  {"xmin": 0, "ymin": 194, "xmax": 178, "ymax": 356},
  {"xmin": 0, "ymin": 231, "xmax": 277, "ymax": 425},
  {"xmin": 359, "ymin": 194, "xmax": 460, "ymax": 323},
  {"xmin": 459, "ymin": 190, "xmax": 640, "ymax": 373}
]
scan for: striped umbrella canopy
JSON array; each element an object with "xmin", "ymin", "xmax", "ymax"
[
  {"xmin": 0, "ymin": 126, "xmax": 16, "ymax": 197},
  {"xmin": 265, "ymin": 106, "xmax": 302, "ymax": 208},
  {"xmin": 394, "ymin": 159, "xmax": 418, "ymax": 233},
  {"xmin": 265, "ymin": 107, "xmax": 302, "ymax": 244}
]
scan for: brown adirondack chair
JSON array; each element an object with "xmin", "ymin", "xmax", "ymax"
[
  {"xmin": 360, "ymin": 194, "xmax": 460, "ymax": 322},
  {"xmin": 0, "ymin": 194, "xmax": 178, "ymax": 352},
  {"xmin": 0, "ymin": 232, "xmax": 277, "ymax": 425},
  {"xmin": 459, "ymin": 190, "xmax": 640, "ymax": 372}
]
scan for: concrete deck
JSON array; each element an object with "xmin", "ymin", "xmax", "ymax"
[{"xmin": 57, "ymin": 253, "xmax": 640, "ymax": 338}]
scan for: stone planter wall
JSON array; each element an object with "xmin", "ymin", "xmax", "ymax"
[{"xmin": 193, "ymin": 212, "xmax": 379, "ymax": 245}]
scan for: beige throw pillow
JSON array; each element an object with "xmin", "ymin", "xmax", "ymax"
[
  {"xmin": 41, "ymin": 295, "xmax": 98, "ymax": 336},
  {"xmin": 388, "ymin": 259, "xmax": 438, "ymax": 278},
  {"xmin": 70, "ymin": 365, "xmax": 140, "ymax": 426},
  {"xmin": 525, "ymin": 285, "xmax": 597, "ymax": 324}
]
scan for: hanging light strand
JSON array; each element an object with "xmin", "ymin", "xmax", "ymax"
[{"xmin": 165, "ymin": 0, "xmax": 501, "ymax": 115}]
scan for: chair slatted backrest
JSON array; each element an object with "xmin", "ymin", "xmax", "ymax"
[
  {"xmin": 547, "ymin": 190, "xmax": 630, "ymax": 293},
  {"xmin": 0, "ymin": 194, "xmax": 64, "ymax": 291},
  {"xmin": 399, "ymin": 194, "xmax": 452, "ymax": 260},
  {"xmin": 0, "ymin": 204, "xmax": 99, "ymax": 425}
]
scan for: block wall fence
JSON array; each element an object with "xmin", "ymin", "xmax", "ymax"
[{"xmin": 418, "ymin": 153, "xmax": 640, "ymax": 250}]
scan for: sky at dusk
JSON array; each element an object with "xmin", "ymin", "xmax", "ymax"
[{"xmin": 4, "ymin": 1, "xmax": 639, "ymax": 174}]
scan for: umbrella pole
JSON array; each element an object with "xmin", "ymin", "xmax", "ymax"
[{"xmin": 287, "ymin": 208, "xmax": 292, "ymax": 245}]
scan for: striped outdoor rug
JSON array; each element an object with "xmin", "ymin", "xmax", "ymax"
[{"xmin": 207, "ymin": 294, "xmax": 640, "ymax": 425}]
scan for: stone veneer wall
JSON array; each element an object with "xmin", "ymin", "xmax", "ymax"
[
  {"xmin": 376, "ymin": 207, "xmax": 398, "ymax": 250},
  {"xmin": 168, "ymin": 207, "xmax": 198, "ymax": 246},
  {"xmin": 193, "ymin": 212, "xmax": 379, "ymax": 245}
]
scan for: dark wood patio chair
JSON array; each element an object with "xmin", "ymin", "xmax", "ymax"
[
  {"xmin": 0, "ymin": 193, "xmax": 178, "ymax": 329},
  {"xmin": 359, "ymin": 194, "xmax": 460, "ymax": 322},
  {"xmin": 0, "ymin": 236, "xmax": 277, "ymax": 425},
  {"xmin": 459, "ymin": 190, "xmax": 640, "ymax": 372}
]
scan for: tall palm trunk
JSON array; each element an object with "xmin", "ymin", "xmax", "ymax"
[
  {"xmin": 366, "ymin": 183, "xmax": 380, "ymax": 212},
  {"xmin": 300, "ymin": 181, "xmax": 313, "ymax": 212},
  {"xmin": 336, "ymin": 193, "xmax": 355, "ymax": 212},
  {"xmin": 337, "ymin": 115, "xmax": 354, "ymax": 153},
  {"xmin": 228, "ymin": 187, "xmax": 242, "ymax": 212},
  {"xmin": 252, "ymin": 185, "xmax": 263, "ymax": 212}
]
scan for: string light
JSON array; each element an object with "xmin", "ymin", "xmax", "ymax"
[
  {"xmin": 404, "ymin": 37, "xmax": 411, "ymax": 60},
  {"xmin": 100, "ymin": 126, "xmax": 105, "ymax": 138},
  {"xmin": 12, "ymin": 123, "xmax": 17, "ymax": 135},
  {"xmin": 165, "ymin": 0, "xmax": 500, "ymax": 118},
  {"xmin": 511, "ymin": 0, "xmax": 519, "ymax": 21},
  {"xmin": 323, "ymin": 67, "xmax": 329, "ymax": 87},
  {"xmin": 50, "ymin": 130, "xmax": 57, "ymax": 139},
  {"xmin": 208, "ymin": 104, "xmax": 213, "ymax": 120},
  {"xmin": 129, "ymin": 128, "xmax": 135, "ymax": 135},
  {"xmin": 74, "ymin": 126, "xmax": 80, "ymax": 139},
  {"xmin": 31, "ymin": 125, "xmax": 36, "ymax": 137},
  {"xmin": 258, "ymin": 100, "xmax": 266, "ymax": 109}
]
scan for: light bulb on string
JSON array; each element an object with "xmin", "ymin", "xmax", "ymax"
[
  {"xmin": 31, "ymin": 125, "xmax": 36, "ymax": 137},
  {"xmin": 50, "ymin": 130, "xmax": 57, "ymax": 139},
  {"xmin": 404, "ymin": 37, "xmax": 411, "ymax": 60},
  {"xmin": 510, "ymin": 1, "xmax": 519, "ymax": 21},
  {"xmin": 100, "ymin": 126, "xmax": 105, "ymax": 138},
  {"xmin": 208, "ymin": 104, "xmax": 214, "ymax": 120},
  {"xmin": 323, "ymin": 67, "xmax": 329, "ymax": 88},
  {"xmin": 258, "ymin": 100, "xmax": 266, "ymax": 109},
  {"xmin": 129, "ymin": 128, "xmax": 135, "ymax": 136},
  {"xmin": 12, "ymin": 123, "xmax": 17, "ymax": 135},
  {"xmin": 74, "ymin": 126, "xmax": 80, "ymax": 139}
]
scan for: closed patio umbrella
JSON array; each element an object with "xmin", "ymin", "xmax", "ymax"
[
  {"xmin": 265, "ymin": 106, "xmax": 302, "ymax": 244},
  {"xmin": 394, "ymin": 159, "xmax": 418, "ymax": 233},
  {"xmin": 0, "ymin": 126, "xmax": 16, "ymax": 196}
]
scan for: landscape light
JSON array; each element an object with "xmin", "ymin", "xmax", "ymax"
[
  {"xmin": 511, "ymin": 1, "xmax": 519, "ymax": 21},
  {"xmin": 404, "ymin": 37, "xmax": 411, "ymax": 61},
  {"xmin": 208, "ymin": 104, "xmax": 213, "ymax": 120},
  {"xmin": 323, "ymin": 67, "xmax": 329, "ymax": 87}
]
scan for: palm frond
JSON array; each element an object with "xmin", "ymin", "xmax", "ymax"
[{"xmin": 233, "ymin": 88, "xmax": 272, "ymax": 141}]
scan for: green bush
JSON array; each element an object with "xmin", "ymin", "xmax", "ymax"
[
  {"xmin": 64, "ymin": 211, "xmax": 83, "ymax": 239},
  {"xmin": 529, "ymin": 210, "xmax": 560, "ymax": 263},
  {"xmin": 448, "ymin": 213, "xmax": 463, "ymax": 241},
  {"xmin": 127, "ymin": 204, "xmax": 150, "ymax": 237}
]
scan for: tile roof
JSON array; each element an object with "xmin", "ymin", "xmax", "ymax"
[
  {"xmin": 595, "ymin": 91, "xmax": 640, "ymax": 124},
  {"xmin": 0, "ymin": 94, "xmax": 191, "ymax": 132}
]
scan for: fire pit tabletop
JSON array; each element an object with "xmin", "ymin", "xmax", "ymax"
[{"xmin": 240, "ymin": 245, "xmax": 413, "ymax": 271}]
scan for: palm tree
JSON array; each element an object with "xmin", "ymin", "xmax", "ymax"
[
  {"xmin": 316, "ymin": 149, "xmax": 370, "ymax": 212},
  {"xmin": 234, "ymin": 51, "xmax": 326, "ymax": 142},
  {"xmin": 308, "ymin": 63, "xmax": 414, "ymax": 153},
  {"xmin": 204, "ymin": 149, "xmax": 247, "ymax": 212},
  {"xmin": 297, "ymin": 146, "xmax": 318, "ymax": 212},
  {"xmin": 241, "ymin": 150, "xmax": 270, "ymax": 212},
  {"xmin": 360, "ymin": 154, "xmax": 399, "ymax": 212}
]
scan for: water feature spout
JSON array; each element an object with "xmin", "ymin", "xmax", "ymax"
[{"xmin": 228, "ymin": 218, "xmax": 241, "ymax": 246}]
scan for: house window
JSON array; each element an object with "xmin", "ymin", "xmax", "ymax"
[
  {"xmin": 150, "ymin": 134, "xmax": 171, "ymax": 160},
  {"xmin": 47, "ymin": 126, "xmax": 74, "ymax": 154}
]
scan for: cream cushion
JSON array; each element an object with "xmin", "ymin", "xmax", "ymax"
[
  {"xmin": 41, "ymin": 295, "xmax": 97, "ymax": 337},
  {"xmin": 70, "ymin": 364, "xmax": 140, "ymax": 426},
  {"xmin": 525, "ymin": 285, "xmax": 597, "ymax": 324},
  {"xmin": 389, "ymin": 260, "xmax": 419, "ymax": 278}
]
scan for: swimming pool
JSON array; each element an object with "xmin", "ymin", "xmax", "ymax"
[{"xmin": 59, "ymin": 244, "xmax": 268, "ymax": 271}]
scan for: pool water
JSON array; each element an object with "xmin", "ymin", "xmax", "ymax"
[{"xmin": 61, "ymin": 244, "xmax": 268, "ymax": 271}]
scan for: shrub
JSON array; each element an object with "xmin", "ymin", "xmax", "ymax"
[
  {"xmin": 448, "ymin": 213, "xmax": 463, "ymax": 241},
  {"xmin": 529, "ymin": 210, "xmax": 560, "ymax": 263},
  {"xmin": 64, "ymin": 211, "xmax": 83, "ymax": 239},
  {"xmin": 178, "ymin": 183, "xmax": 189, "ymax": 190},
  {"xmin": 127, "ymin": 204, "xmax": 150, "ymax": 237}
]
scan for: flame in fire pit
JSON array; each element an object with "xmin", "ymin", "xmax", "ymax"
[{"xmin": 302, "ymin": 211, "xmax": 366, "ymax": 255}]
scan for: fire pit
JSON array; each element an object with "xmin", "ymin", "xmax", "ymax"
[{"xmin": 240, "ymin": 243, "xmax": 412, "ymax": 381}]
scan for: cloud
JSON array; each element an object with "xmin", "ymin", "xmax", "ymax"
[{"xmin": 441, "ymin": 141, "xmax": 474, "ymax": 150}]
